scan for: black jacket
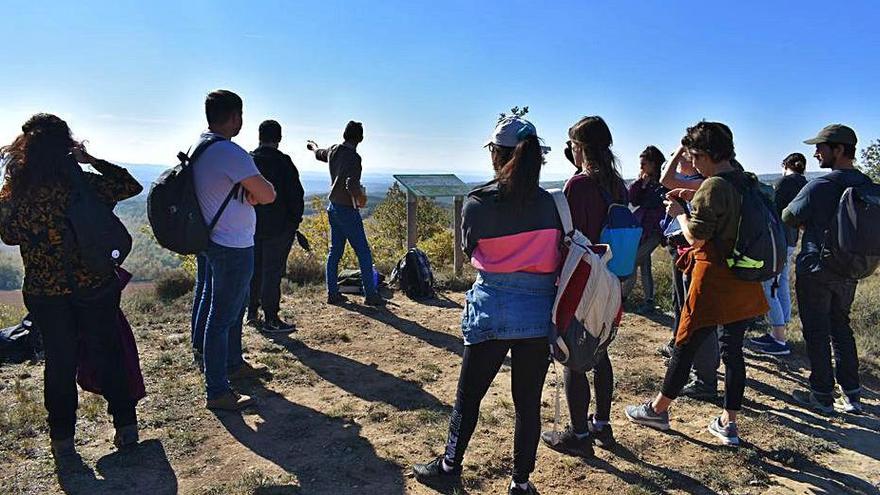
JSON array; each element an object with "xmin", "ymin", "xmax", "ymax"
[
  {"xmin": 774, "ymin": 173, "xmax": 808, "ymax": 247},
  {"xmin": 250, "ymin": 146, "xmax": 305, "ymax": 239}
]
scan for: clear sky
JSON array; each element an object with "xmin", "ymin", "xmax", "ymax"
[{"xmin": 1, "ymin": 0, "xmax": 878, "ymax": 180}]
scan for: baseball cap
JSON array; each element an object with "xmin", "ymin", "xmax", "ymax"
[
  {"xmin": 803, "ymin": 124, "xmax": 857, "ymax": 146},
  {"xmin": 485, "ymin": 116, "xmax": 551, "ymax": 153}
]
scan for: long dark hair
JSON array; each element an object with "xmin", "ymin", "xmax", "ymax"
[
  {"xmin": 639, "ymin": 145, "xmax": 665, "ymax": 181},
  {"xmin": 1, "ymin": 113, "xmax": 78, "ymax": 199},
  {"xmin": 497, "ymin": 134, "xmax": 543, "ymax": 206},
  {"xmin": 569, "ymin": 116, "xmax": 624, "ymax": 201}
]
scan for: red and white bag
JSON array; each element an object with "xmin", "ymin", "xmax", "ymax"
[{"xmin": 549, "ymin": 189, "xmax": 623, "ymax": 372}]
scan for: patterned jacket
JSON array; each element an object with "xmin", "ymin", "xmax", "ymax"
[{"xmin": 0, "ymin": 160, "xmax": 142, "ymax": 296}]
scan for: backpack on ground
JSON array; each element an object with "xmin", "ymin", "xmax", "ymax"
[
  {"xmin": 66, "ymin": 162, "xmax": 132, "ymax": 276},
  {"xmin": 0, "ymin": 316, "xmax": 42, "ymax": 364},
  {"xmin": 390, "ymin": 248, "xmax": 435, "ymax": 300},
  {"xmin": 147, "ymin": 137, "xmax": 240, "ymax": 255},
  {"xmin": 598, "ymin": 189, "xmax": 642, "ymax": 277},
  {"xmin": 548, "ymin": 190, "xmax": 622, "ymax": 372},
  {"xmin": 721, "ymin": 174, "xmax": 787, "ymax": 282},
  {"xmin": 337, "ymin": 268, "xmax": 384, "ymax": 294},
  {"xmin": 820, "ymin": 175, "xmax": 880, "ymax": 279}
]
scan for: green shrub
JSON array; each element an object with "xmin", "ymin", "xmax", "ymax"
[{"xmin": 154, "ymin": 269, "xmax": 194, "ymax": 302}]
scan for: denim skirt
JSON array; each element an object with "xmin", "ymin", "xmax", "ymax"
[{"xmin": 461, "ymin": 271, "xmax": 557, "ymax": 346}]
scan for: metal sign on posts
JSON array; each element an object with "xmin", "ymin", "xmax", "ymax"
[{"xmin": 392, "ymin": 174, "xmax": 472, "ymax": 277}]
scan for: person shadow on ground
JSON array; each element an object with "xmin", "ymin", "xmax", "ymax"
[
  {"xmin": 214, "ymin": 377, "xmax": 406, "ymax": 495},
  {"xmin": 55, "ymin": 439, "xmax": 177, "ymax": 495}
]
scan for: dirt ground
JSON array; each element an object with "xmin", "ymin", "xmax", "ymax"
[{"xmin": 1, "ymin": 287, "xmax": 879, "ymax": 494}]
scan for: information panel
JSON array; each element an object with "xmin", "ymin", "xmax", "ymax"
[{"xmin": 393, "ymin": 174, "xmax": 471, "ymax": 197}]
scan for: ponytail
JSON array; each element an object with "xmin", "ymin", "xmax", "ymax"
[{"xmin": 497, "ymin": 134, "xmax": 543, "ymax": 206}]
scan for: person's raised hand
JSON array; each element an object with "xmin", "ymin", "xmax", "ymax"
[{"xmin": 70, "ymin": 143, "xmax": 96, "ymax": 165}]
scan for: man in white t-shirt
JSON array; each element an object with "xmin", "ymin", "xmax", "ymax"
[{"xmin": 189, "ymin": 90, "xmax": 276, "ymax": 411}]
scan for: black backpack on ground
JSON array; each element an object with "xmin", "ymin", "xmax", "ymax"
[
  {"xmin": 820, "ymin": 175, "xmax": 880, "ymax": 279},
  {"xmin": 147, "ymin": 136, "xmax": 240, "ymax": 255},
  {"xmin": 66, "ymin": 161, "xmax": 132, "ymax": 276},
  {"xmin": 390, "ymin": 248, "xmax": 435, "ymax": 300},
  {"xmin": 721, "ymin": 173, "xmax": 788, "ymax": 282},
  {"xmin": 0, "ymin": 316, "xmax": 42, "ymax": 364}
]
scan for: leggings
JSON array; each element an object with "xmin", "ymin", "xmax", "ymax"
[
  {"xmin": 443, "ymin": 337, "xmax": 549, "ymax": 484},
  {"xmin": 661, "ymin": 320, "xmax": 749, "ymax": 411},
  {"xmin": 563, "ymin": 351, "xmax": 613, "ymax": 433}
]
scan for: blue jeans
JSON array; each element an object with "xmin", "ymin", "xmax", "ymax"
[
  {"xmin": 198, "ymin": 243, "xmax": 253, "ymax": 399},
  {"xmin": 326, "ymin": 203, "xmax": 378, "ymax": 297},
  {"xmin": 762, "ymin": 246, "xmax": 795, "ymax": 327}
]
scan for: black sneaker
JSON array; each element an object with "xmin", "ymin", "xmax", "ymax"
[
  {"xmin": 587, "ymin": 414, "xmax": 615, "ymax": 448},
  {"xmin": 509, "ymin": 480, "xmax": 540, "ymax": 495},
  {"xmin": 327, "ymin": 293, "xmax": 348, "ymax": 305},
  {"xmin": 680, "ymin": 381, "xmax": 718, "ymax": 401},
  {"xmin": 412, "ymin": 456, "xmax": 461, "ymax": 481},
  {"xmin": 261, "ymin": 318, "xmax": 296, "ymax": 334},
  {"xmin": 364, "ymin": 294, "xmax": 387, "ymax": 307},
  {"xmin": 658, "ymin": 338, "xmax": 674, "ymax": 358},
  {"xmin": 540, "ymin": 426, "xmax": 594, "ymax": 458}
]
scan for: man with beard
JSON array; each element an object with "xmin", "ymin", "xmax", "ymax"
[{"xmin": 783, "ymin": 124, "xmax": 869, "ymax": 415}]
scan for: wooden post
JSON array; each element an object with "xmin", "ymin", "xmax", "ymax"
[
  {"xmin": 406, "ymin": 189, "xmax": 417, "ymax": 249},
  {"xmin": 453, "ymin": 196, "xmax": 464, "ymax": 277}
]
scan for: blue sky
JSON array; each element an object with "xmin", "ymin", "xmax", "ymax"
[{"xmin": 1, "ymin": 0, "xmax": 878, "ymax": 180}]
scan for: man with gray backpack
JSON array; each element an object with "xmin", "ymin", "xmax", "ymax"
[{"xmin": 783, "ymin": 124, "xmax": 878, "ymax": 415}]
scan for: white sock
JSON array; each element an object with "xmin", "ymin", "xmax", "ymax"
[
  {"xmin": 511, "ymin": 480, "xmax": 529, "ymax": 490},
  {"xmin": 441, "ymin": 458, "xmax": 454, "ymax": 473},
  {"xmin": 592, "ymin": 418, "xmax": 609, "ymax": 429}
]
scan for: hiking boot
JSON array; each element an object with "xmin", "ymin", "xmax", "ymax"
[
  {"xmin": 680, "ymin": 381, "xmax": 718, "ymax": 402},
  {"xmin": 624, "ymin": 401, "xmax": 670, "ymax": 431},
  {"xmin": 509, "ymin": 480, "xmax": 540, "ymax": 495},
  {"xmin": 327, "ymin": 293, "xmax": 348, "ymax": 305},
  {"xmin": 50, "ymin": 437, "xmax": 76, "ymax": 460},
  {"xmin": 638, "ymin": 299, "xmax": 656, "ymax": 314},
  {"xmin": 261, "ymin": 318, "xmax": 296, "ymax": 334},
  {"xmin": 540, "ymin": 426, "xmax": 594, "ymax": 458},
  {"xmin": 834, "ymin": 395, "xmax": 863, "ymax": 415},
  {"xmin": 206, "ymin": 390, "xmax": 255, "ymax": 411},
  {"xmin": 245, "ymin": 313, "xmax": 260, "ymax": 328},
  {"xmin": 228, "ymin": 362, "xmax": 267, "ymax": 380},
  {"xmin": 588, "ymin": 414, "xmax": 615, "ymax": 448},
  {"xmin": 707, "ymin": 416, "xmax": 740, "ymax": 447},
  {"xmin": 657, "ymin": 338, "xmax": 674, "ymax": 359},
  {"xmin": 364, "ymin": 294, "xmax": 387, "ymax": 307},
  {"xmin": 412, "ymin": 456, "xmax": 462, "ymax": 481},
  {"xmin": 112, "ymin": 424, "xmax": 139, "ymax": 449},
  {"xmin": 792, "ymin": 390, "xmax": 834, "ymax": 415}
]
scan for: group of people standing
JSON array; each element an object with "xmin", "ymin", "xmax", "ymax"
[
  {"xmin": 0, "ymin": 88, "xmax": 871, "ymax": 495},
  {"xmin": 413, "ymin": 116, "xmax": 871, "ymax": 495}
]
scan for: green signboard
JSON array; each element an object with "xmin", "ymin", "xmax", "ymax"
[{"xmin": 393, "ymin": 174, "xmax": 471, "ymax": 197}]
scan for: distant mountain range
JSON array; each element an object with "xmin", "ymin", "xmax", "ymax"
[{"xmin": 122, "ymin": 163, "xmax": 829, "ymax": 198}]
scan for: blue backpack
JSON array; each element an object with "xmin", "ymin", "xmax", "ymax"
[{"xmin": 598, "ymin": 189, "xmax": 642, "ymax": 277}]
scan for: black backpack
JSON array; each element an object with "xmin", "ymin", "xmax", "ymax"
[
  {"xmin": 390, "ymin": 248, "xmax": 435, "ymax": 300},
  {"xmin": 0, "ymin": 316, "xmax": 42, "ymax": 364},
  {"xmin": 820, "ymin": 175, "xmax": 880, "ymax": 279},
  {"xmin": 147, "ymin": 137, "xmax": 240, "ymax": 255},
  {"xmin": 722, "ymin": 174, "xmax": 788, "ymax": 282},
  {"xmin": 66, "ymin": 160, "xmax": 132, "ymax": 276}
]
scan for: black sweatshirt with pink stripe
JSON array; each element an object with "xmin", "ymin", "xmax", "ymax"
[{"xmin": 461, "ymin": 181, "xmax": 562, "ymax": 274}]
